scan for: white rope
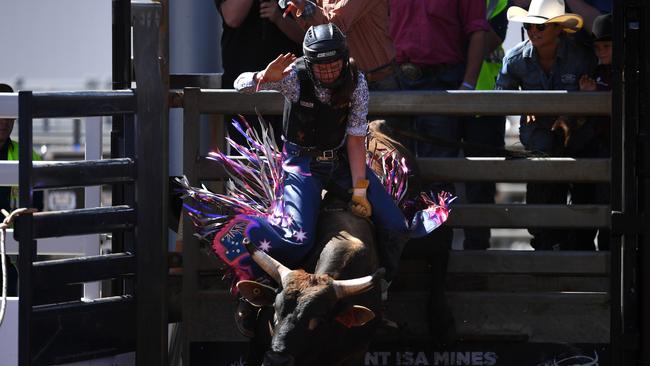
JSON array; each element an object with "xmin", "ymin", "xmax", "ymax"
[{"xmin": 0, "ymin": 208, "xmax": 36, "ymax": 327}]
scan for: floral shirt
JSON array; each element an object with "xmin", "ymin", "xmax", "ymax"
[{"xmin": 234, "ymin": 64, "xmax": 369, "ymax": 137}]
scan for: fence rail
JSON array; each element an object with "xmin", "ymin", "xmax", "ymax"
[{"xmin": 188, "ymin": 89, "xmax": 611, "ymax": 116}]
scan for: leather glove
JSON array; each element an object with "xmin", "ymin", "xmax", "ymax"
[{"xmin": 349, "ymin": 179, "xmax": 372, "ymax": 218}]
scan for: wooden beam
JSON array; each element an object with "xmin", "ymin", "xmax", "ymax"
[{"xmin": 194, "ymin": 90, "xmax": 611, "ymax": 116}]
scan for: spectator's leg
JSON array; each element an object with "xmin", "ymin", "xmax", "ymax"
[
  {"xmin": 566, "ymin": 182, "xmax": 598, "ymax": 250},
  {"xmin": 526, "ymin": 182, "xmax": 570, "ymax": 250},
  {"xmin": 521, "ymin": 124, "xmax": 570, "ymax": 250},
  {"xmin": 462, "ymin": 115, "xmax": 506, "ymax": 249},
  {"xmin": 416, "ymin": 114, "xmax": 461, "ymax": 194}
]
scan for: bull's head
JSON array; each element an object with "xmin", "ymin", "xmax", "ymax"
[{"xmin": 237, "ymin": 239, "xmax": 383, "ymax": 366}]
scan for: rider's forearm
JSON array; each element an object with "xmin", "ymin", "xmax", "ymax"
[{"xmin": 346, "ymin": 135, "xmax": 367, "ymax": 186}]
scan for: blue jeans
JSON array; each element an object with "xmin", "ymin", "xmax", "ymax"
[{"xmin": 214, "ymin": 141, "xmax": 409, "ymax": 281}]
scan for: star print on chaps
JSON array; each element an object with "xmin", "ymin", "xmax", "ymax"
[{"xmin": 212, "ymin": 215, "xmax": 261, "ymax": 282}]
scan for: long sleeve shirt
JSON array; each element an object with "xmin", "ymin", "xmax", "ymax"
[{"xmin": 234, "ymin": 65, "xmax": 369, "ymax": 137}]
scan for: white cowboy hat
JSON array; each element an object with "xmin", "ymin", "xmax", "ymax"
[{"xmin": 507, "ymin": 0, "xmax": 583, "ymax": 33}]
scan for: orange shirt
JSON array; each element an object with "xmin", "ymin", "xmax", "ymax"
[{"xmin": 297, "ymin": 0, "xmax": 395, "ymax": 73}]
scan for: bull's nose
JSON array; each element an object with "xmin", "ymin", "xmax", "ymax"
[{"xmin": 262, "ymin": 351, "xmax": 294, "ymax": 366}]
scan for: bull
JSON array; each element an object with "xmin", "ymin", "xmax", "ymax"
[{"xmin": 237, "ymin": 198, "xmax": 384, "ymax": 366}]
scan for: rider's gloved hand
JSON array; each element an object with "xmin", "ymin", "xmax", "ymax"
[{"xmin": 349, "ymin": 179, "xmax": 372, "ymax": 218}]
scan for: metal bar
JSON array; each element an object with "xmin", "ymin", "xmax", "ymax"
[
  {"xmin": 610, "ymin": 1, "xmax": 625, "ymax": 364},
  {"xmin": 32, "ymin": 159, "xmax": 136, "ymax": 189},
  {"xmin": 621, "ymin": 5, "xmax": 642, "ymax": 366},
  {"xmin": 181, "ymin": 87, "xmax": 201, "ymax": 366},
  {"xmin": 32, "ymin": 295, "xmax": 134, "ymax": 317},
  {"xmin": 195, "ymin": 89, "xmax": 612, "ymax": 116},
  {"xmin": 30, "ymin": 296, "xmax": 135, "ymax": 365},
  {"xmin": 29, "ymin": 91, "xmax": 136, "ymax": 118},
  {"xmin": 32, "ymin": 253, "xmax": 135, "ymax": 288},
  {"xmin": 24, "ymin": 206, "xmax": 136, "ymax": 239},
  {"xmin": 132, "ymin": 2, "xmax": 168, "ymax": 364},
  {"xmin": 640, "ymin": 4, "xmax": 650, "ymax": 364},
  {"xmin": 111, "ymin": 0, "xmax": 132, "ymax": 299},
  {"xmin": 17, "ymin": 91, "xmax": 35, "ymax": 366},
  {"xmin": 445, "ymin": 204, "xmax": 610, "ymax": 229}
]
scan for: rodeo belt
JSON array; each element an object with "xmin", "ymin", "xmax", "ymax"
[{"xmin": 297, "ymin": 148, "xmax": 340, "ymax": 161}]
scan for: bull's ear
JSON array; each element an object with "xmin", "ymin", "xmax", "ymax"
[
  {"xmin": 335, "ymin": 305, "xmax": 375, "ymax": 328},
  {"xmin": 236, "ymin": 280, "xmax": 277, "ymax": 307}
]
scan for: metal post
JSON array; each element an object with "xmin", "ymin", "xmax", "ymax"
[
  {"xmin": 639, "ymin": 4, "xmax": 650, "ymax": 365},
  {"xmin": 111, "ymin": 0, "xmax": 131, "ymax": 297},
  {"xmin": 17, "ymin": 91, "xmax": 35, "ymax": 366},
  {"xmin": 83, "ymin": 116, "xmax": 103, "ymax": 300},
  {"xmin": 610, "ymin": 1, "xmax": 624, "ymax": 365},
  {"xmin": 132, "ymin": 2, "xmax": 168, "ymax": 364},
  {"xmin": 181, "ymin": 87, "xmax": 200, "ymax": 366}
]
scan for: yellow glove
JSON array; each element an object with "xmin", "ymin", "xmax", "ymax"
[{"xmin": 349, "ymin": 179, "xmax": 372, "ymax": 218}]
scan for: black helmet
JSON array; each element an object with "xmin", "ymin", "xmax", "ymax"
[{"xmin": 302, "ymin": 23, "xmax": 349, "ymax": 88}]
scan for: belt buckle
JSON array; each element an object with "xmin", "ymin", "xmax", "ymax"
[
  {"xmin": 317, "ymin": 149, "xmax": 335, "ymax": 161},
  {"xmin": 400, "ymin": 63, "xmax": 423, "ymax": 81}
]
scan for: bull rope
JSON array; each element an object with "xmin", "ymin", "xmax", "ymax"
[{"xmin": 0, "ymin": 208, "xmax": 36, "ymax": 327}]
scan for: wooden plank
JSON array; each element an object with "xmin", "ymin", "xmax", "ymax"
[
  {"xmin": 417, "ymin": 157, "xmax": 610, "ymax": 183},
  {"xmin": 447, "ymin": 251, "xmax": 610, "ymax": 275},
  {"xmin": 196, "ymin": 90, "xmax": 611, "ymax": 116},
  {"xmin": 196, "ymin": 156, "xmax": 610, "ymax": 184},
  {"xmin": 445, "ymin": 204, "xmax": 610, "ymax": 228},
  {"xmin": 384, "ymin": 291, "xmax": 609, "ymax": 344}
]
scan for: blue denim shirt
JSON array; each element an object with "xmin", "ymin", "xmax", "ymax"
[{"xmin": 496, "ymin": 36, "xmax": 596, "ymax": 129}]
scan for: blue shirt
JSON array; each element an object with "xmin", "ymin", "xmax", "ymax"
[{"xmin": 496, "ymin": 36, "xmax": 597, "ymax": 127}]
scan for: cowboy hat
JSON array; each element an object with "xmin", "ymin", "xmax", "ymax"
[{"xmin": 507, "ymin": 0, "xmax": 583, "ymax": 33}]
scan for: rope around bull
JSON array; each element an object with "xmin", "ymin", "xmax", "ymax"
[{"xmin": 0, "ymin": 208, "xmax": 37, "ymax": 327}]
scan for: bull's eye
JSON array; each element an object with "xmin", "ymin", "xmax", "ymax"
[
  {"xmin": 253, "ymin": 288, "xmax": 261, "ymax": 295},
  {"xmin": 308, "ymin": 318, "xmax": 320, "ymax": 330}
]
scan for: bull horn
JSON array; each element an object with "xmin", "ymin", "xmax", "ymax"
[
  {"xmin": 333, "ymin": 268, "xmax": 385, "ymax": 299},
  {"xmin": 243, "ymin": 237, "xmax": 291, "ymax": 285}
]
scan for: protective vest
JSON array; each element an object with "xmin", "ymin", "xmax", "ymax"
[
  {"xmin": 282, "ymin": 58, "xmax": 350, "ymax": 150},
  {"xmin": 476, "ymin": 0, "xmax": 508, "ymax": 91},
  {"xmin": 6, "ymin": 140, "xmax": 41, "ymax": 210}
]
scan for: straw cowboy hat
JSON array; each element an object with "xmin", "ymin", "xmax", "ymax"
[{"xmin": 507, "ymin": 0, "xmax": 583, "ymax": 33}]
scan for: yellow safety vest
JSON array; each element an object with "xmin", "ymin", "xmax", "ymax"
[
  {"xmin": 476, "ymin": 0, "xmax": 508, "ymax": 91},
  {"xmin": 7, "ymin": 140, "xmax": 41, "ymax": 210}
]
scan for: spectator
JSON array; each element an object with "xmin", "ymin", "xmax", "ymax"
[
  {"xmin": 513, "ymin": 0, "xmax": 612, "ymax": 45},
  {"xmin": 0, "ymin": 83, "xmax": 43, "ymax": 296},
  {"xmin": 566, "ymin": 0, "xmax": 612, "ymax": 33},
  {"xmin": 389, "ymin": 0, "xmax": 489, "ymax": 344},
  {"xmin": 214, "ymin": 0, "xmax": 303, "ymax": 149},
  {"xmin": 576, "ymin": 12, "xmax": 612, "ymax": 250},
  {"xmin": 496, "ymin": 0, "xmax": 597, "ymax": 250},
  {"xmin": 464, "ymin": 0, "xmax": 510, "ymax": 250},
  {"xmin": 281, "ymin": 0, "xmax": 399, "ymax": 91}
]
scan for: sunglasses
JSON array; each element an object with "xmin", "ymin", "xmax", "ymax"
[{"xmin": 523, "ymin": 23, "xmax": 547, "ymax": 31}]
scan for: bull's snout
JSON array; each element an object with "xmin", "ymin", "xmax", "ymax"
[{"xmin": 262, "ymin": 351, "xmax": 295, "ymax": 366}]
